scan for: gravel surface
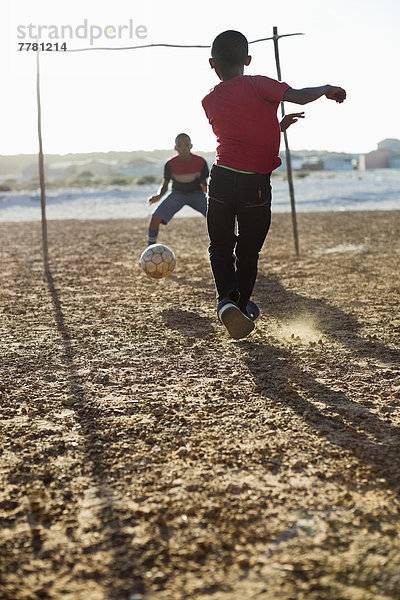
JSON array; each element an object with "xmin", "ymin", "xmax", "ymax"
[{"xmin": 1, "ymin": 211, "xmax": 399, "ymax": 600}]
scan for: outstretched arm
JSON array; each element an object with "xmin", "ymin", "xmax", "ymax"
[
  {"xmin": 283, "ymin": 85, "xmax": 346, "ymax": 105},
  {"xmin": 280, "ymin": 112, "xmax": 305, "ymax": 132}
]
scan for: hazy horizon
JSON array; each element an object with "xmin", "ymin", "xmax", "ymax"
[{"xmin": 0, "ymin": 144, "xmax": 381, "ymax": 160}]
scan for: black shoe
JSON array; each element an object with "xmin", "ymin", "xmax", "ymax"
[
  {"xmin": 246, "ymin": 300, "xmax": 260, "ymax": 322},
  {"xmin": 217, "ymin": 300, "xmax": 255, "ymax": 340}
]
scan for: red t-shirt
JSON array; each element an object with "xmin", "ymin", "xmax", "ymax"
[{"xmin": 202, "ymin": 75, "xmax": 290, "ymax": 174}]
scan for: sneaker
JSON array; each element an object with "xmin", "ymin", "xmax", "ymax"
[
  {"xmin": 218, "ymin": 300, "xmax": 255, "ymax": 340},
  {"xmin": 246, "ymin": 300, "xmax": 260, "ymax": 322}
]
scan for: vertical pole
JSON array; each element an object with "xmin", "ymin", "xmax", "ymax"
[
  {"xmin": 273, "ymin": 26, "xmax": 300, "ymax": 257},
  {"xmin": 36, "ymin": 49, "xmax": 49, "ymax": 265}
]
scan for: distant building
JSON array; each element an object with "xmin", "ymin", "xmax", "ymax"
[
  {"xmin": 324, "ymin": 156, "xmax": 355, "ymax": 171},
  {"xmin": 362, "ymin": 138, "xmax": 400, "ymax": 169},
  {"xmin": 362, "ymin": 149, "xmax": 393, "ymax": 169},
  {"xmin": 279, "ymin": 152, "xmax": 355, "ymax": 172},
  {"xmin": 301, "ymin": 157, "xmax": 324, "ymax": 171},
  {"xmin": 378, "ymin": 138, "xmax": 400, "ymax": 153},
  {"xmin": 388, "ymin": 155, "xmax": 400, "ymax": 168}
]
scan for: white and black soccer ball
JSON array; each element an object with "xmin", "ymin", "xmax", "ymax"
[{"xmin": 139, "ymin": 244, "xmax": 176, "ymax": 279}]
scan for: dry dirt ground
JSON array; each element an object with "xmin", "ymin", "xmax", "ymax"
[{"xmin": 1, "ymin": 211, "xmax": 400, "ymax": 600}]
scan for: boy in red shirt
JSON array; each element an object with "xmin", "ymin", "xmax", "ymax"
[
  {"xmin": 202, "ymin": 30, "xmax": 346, "ymax": 339},
  {"xmin": 147, "ymin": 133, "xmax": 209, "ymax": 245}
]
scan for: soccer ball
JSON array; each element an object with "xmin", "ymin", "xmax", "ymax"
[{"xmin": 139, "ymin": 244, "xmax": 176, "ymax": 279}]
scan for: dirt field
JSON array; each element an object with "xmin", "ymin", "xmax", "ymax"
[{"xmin": 1, "ymin": 211, "xmax": 400, "ymax": 600}]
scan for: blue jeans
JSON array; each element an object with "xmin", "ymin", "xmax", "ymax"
[{"xmin": 207, "ymin": 165, "xmax": 272, "ymax": 312}]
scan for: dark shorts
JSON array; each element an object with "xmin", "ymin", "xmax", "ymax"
[{"xmin": 153, "ymin": 190, "xmax": 207, "ymax": 224}]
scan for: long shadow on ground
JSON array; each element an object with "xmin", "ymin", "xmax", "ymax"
[
  {"xmin": 44, "ymin": 262, "xmax": 146, "ymax": 598},
  {"xmin": 239, "ymin": 275, "xmax": 400, "ymax": 495},
  {"xmin": 240, "ymin": 339, "xmax": 400, "ymax": 493}
]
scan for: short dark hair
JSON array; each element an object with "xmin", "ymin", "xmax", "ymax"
[
  {"xmin": 211, "ymin": 30, "xmax": 249, "ymax": 67},
  {"xmin": 175, "ymin": 133, "xmax": 191, "ymax": 144}
]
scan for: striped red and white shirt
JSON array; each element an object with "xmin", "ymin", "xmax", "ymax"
[{"xmin": 164, "ymin": 154, "xmax": 209, "ymax": 193}]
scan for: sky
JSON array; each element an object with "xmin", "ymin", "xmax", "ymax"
[{"xmin": 2, "ymin": 0, "xmax": 400, "ymax": 156}]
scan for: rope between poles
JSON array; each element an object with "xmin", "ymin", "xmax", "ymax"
[{"xmin": 64, "ymin": 34, "xmax": 303, "ymax": 53}]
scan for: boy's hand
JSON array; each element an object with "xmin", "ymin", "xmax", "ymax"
[
  {"xmin": 280, "ymin": 112, "xmax": 305, "ymax": 132},
  {"xmin": 148, "ymin": 194, "xmax": 161, "ymax": 204},
  {"xmin": 325, "ymin": 86, "xmax": 346, "ymax": 103}
]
